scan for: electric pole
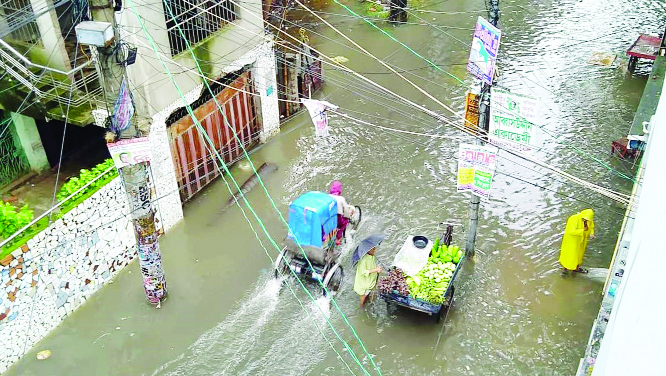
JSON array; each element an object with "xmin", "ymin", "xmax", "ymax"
[
  {"xmin": 89, "ymin": 0, "xmax": 167, "ymax": 305},
  {"xmin": 465, "ymin": 0, "xmax": 500, "ymax": 258}
]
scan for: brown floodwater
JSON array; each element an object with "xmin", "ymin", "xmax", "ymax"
[{"xmin": 6, "ymin": 0, "xmax": 663, "ymax": 375}]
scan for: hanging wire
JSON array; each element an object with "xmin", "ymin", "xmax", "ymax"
[{"xmin": 130, "ymin": 0, "xmax": 381, "ymax": 374}]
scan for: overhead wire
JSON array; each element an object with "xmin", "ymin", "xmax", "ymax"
[
  {"xmin": 124, "ymin": 35, "xmax": 602, "ymax": 202},
  {"xmin": 120, "ymin": 0, "xmax": 632, "ymax": 206},
  {"xmin": 19, "ymin": 6, "xmax": 86, "ymax": 357},
  {"xmin": 323, "ymin": 0, "xmax": 637, "ymax": 182},
  {"xmin": 337, "ymin": 111, "xmax": 633, "ymax": 219},
  {"xmin": 152, "ymin": 2, "xmax": 375, "ymax": 373},
  {"xmin": 130, "ymin": 1, "xmax": 381, "ymax": 374},
  {"xmin": 276, "ymin": 0, "xmax": 633, "ymax": 205},
  {"xmin": 119, "ymin": 0, "xmax": 638, "ymax": 214},
  {"xmin": 274, "ymin": 0, "xmax": 633, "ymax": 181},
  {"xmin": 115, "ymin": 0, "xmax": 640, "ymax": 213},
  {"xmin": 0, "ymin": 1, "xmax": 80, "ymax": 142}
]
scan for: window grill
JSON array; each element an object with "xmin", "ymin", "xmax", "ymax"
[
  {"xmin": 163, "ymin": 0, "xmax": 237, "ymax": 56},
  {"xmin": 0, "ymin": 0, "xmax": 42, "ymax": 45}
]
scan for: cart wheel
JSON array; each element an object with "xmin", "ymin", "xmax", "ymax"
[
  {"xmin": 323, "ymin": 264, "xmax": 344, "ymax": 296},
  {"xmin": 628, "ymin": 56, "xmax": 638, "ymax": 73},
  {"xmin": 435, "ymin": 306, "xmax": 444, "ymax": 323}
]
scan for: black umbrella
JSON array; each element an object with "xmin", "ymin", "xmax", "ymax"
[{"xmin": 352, "ymin": 233, "xmax": 388, "ymax": 266}]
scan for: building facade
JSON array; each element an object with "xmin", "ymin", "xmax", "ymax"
[{"xmin": 0, "ymin": 0, "xmax": 281, "ymax": 219}]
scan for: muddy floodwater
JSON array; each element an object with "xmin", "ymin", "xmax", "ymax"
[{"xmin": 6, "ymin": 0, "xmax": 664, "ymax": 375}]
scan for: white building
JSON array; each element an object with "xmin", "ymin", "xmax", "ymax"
[
  {"xmin": 0, "ymin": 0, "xmax": 281, "ymax": 229},
  {"xmin": 576, "ymin": 57, "xmax": 666, "ymax": 375}
]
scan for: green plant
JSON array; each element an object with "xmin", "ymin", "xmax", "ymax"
[
  {"xmin": 0, "ymin": 203, "xmax": 34, "ymax": 239},
  {"xmin": 56, "ymin": 159, "xmax": 117, "ymax": 202},
  {"xmin": 0, "ymin": 159, "xmax": 118, "ymax": 259},
  {"xmin": 363, "ymin": 1, "xmax": 389, "ymax": 19}
]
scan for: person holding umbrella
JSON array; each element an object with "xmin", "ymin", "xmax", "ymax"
[{"xmin": 353, "ymin": 234, "xmax": 387, "ymax": 307}]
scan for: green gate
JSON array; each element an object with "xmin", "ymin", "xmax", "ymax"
[{"xmin": 0, "ymin": 114, "xmax": 30, "ymax": 188}]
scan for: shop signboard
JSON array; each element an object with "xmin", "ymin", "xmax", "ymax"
[
  {"xmin": 457, "ymin": 143, "xmax": 498, "ymax": 200},
  {"xmin": 489, "ymin": 88, "xmax": 539, "ymax": 152},
  {"xmin": 467, "ymin": 16, "xmax": 502, "ymax": 85}
]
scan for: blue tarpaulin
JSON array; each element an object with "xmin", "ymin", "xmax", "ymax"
[{"xmin": 287, "ymin": 191, "xmax": 338, "ymax": 248}]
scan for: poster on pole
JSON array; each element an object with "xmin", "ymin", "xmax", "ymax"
[
  {"xmin": 463, "ymin": 92, "xmax": 480, "ymax": 133},
  {"xmin": 457, "ymin": 143, "xmax": 498, "ymax": 200},
  {"xmin": 467, "ymin": 16, "xmax": 502, "ymax": 85},
  {"xmin": 488, "ymin": 88, "xmax": 539, "ymax": 153},
  {"xmin": 301, "ymin": 98, "xmax": 338, "ymax": 137},
  {"xmin": 107, "ymin": 137, "xmax": 151, "ymax": 169}
]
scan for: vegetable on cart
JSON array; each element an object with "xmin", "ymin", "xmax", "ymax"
[{"xmin": 379, "ymin": 224, "xmax": 464, "ymax": 322}]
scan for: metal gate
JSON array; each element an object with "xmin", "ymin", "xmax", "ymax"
[
  {"xmin": 0, "ymin": 116, "xmax": 30, "ymax": 187},
  {"xmin": 168, "ymin": 71, "xmax": 260, "ymax": 202}
]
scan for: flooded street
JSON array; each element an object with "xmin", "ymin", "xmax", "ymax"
[{"xmin": 6, "ymin": 0, "xmax": 664, "ymax": 375}]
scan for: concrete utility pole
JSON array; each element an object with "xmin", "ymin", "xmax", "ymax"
[
  {"xmin": 465, "ymin": 0, "xmax": 500, "ymax": 259},
  {"xmin": 90, "ymin": 0, "xmax": 167, "ymax": 305}
]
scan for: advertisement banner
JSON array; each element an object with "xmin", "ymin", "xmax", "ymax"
[
  {"xmin": 463, "ymin": 92, "xmax": 480, "ymax": 132},
  {"xmin": 301, "ymin": 98, "xmax": 339, "ymax": 137},
  {"xmin": 489, "ymin": 88, "xmax": 539, "ymax": 153},
  {"xmin": 107, "ymin": 137, "xmax": 151, "ymax": 169},
  {"xmin": 457, "ymin": 143, "xmax": 498, "ymax": 200},
  {"xmin": 467, "ymin": 16, "xmax": 502, "ymax": 85}
]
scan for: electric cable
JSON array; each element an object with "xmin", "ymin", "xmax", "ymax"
[
  {"xmin": 120, "ymin": 2, "xmax": 632, "ymax": 206},
  {"xmin": 118, "ymin": 1, "xmax": 632, "ymax": 206},
  {"xmin": 154, "ymin": 2, "xmax": 377, "ymax": 373},
  {"xmin": 324, "ymin": 0, "xmax": 636, "ymax": 182},
  {"xmin": 131, "ymin": 1, "xmax": 381, "ymax": 374},
  {"xmin": 273, "ymin": 0, "xmax": 633, "ymax": 205},
  {"xmin": 19, "ymin": 20, "xmax": 84, "ymax": 358}
]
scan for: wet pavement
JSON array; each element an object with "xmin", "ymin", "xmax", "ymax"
[{"xmin": 5, "ymin": 0, "xmax": 665, "ymax": 375}]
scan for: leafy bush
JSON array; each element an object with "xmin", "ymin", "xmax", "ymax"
[
  {"xmin": 363, "ymin": 1, "xmax": 389, "ymax": 19},
  {"xmin": 56, "ymin": 159, "xmax": 117, "ymax": 202},
  {"xmin": 0, "ymin": 203, "xmax": 34, "ymax": 240}
]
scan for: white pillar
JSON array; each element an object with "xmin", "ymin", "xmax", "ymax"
[
  {"xmin": 148, "ymin": 115, "xmax": 184, "ymax": 232},
  {"xmin": 29, "ymin": 0, "xmax": 71, "ymax": 72},
  {"xmin": 10, "ymin": 112, "xmax": 49, "ymax": 172},
  {"xmin": 252, "ymin": 41, "xmax": 281, "ymax": 143}
]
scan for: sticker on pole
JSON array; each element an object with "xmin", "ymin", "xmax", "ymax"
[
  {"xmin": 467, "ymin": 16, "xmax": 501, "ymax": 85},
  {"xmin": 107, "ymin": 137, "xmax": 151, "ymax": 169},
  {"xmin": 463, "ymin": 92, "xmax": 480, "ymax": 133},
  {"xmin": 457, "ymin": 143, "xmax": 498, "ymax": 200},
  {"xmin": 489, "ymin": 88, "xmax": 539, "ymax": 153}
]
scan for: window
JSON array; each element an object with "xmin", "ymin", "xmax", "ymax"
[
  {"xmin": 163, "ymin": 0, "xmax": 237, "ymax": 56},
  {"xmin": 0, "ymin": 0, "xmax": 42, "ymax": 45}
]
